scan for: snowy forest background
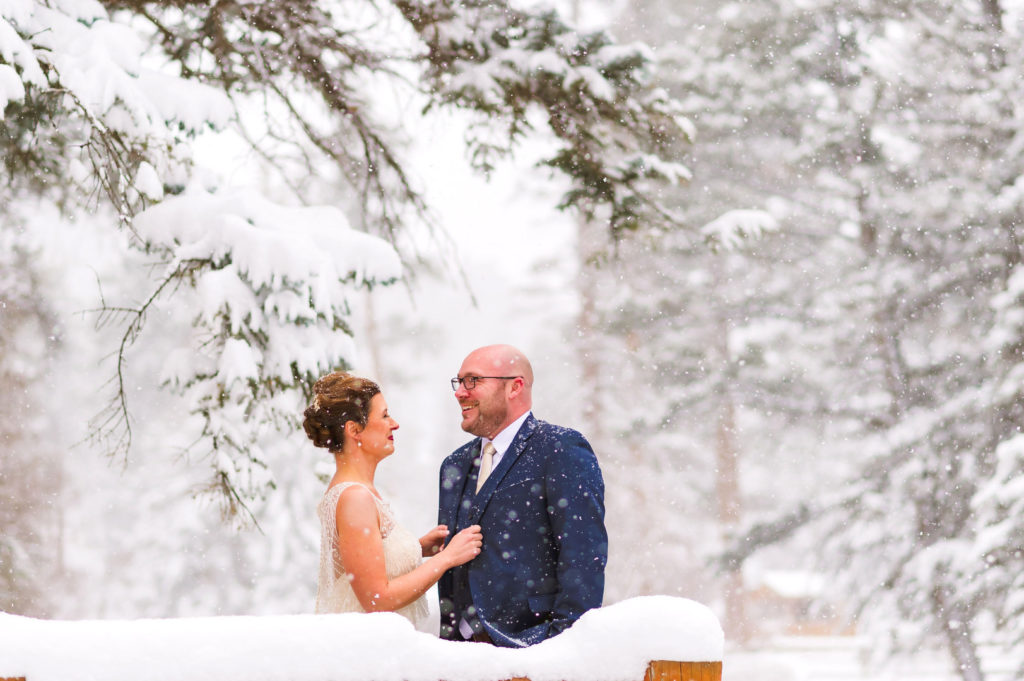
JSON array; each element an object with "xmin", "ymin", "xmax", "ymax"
[{"xmin": 3, "ymin": 0, "xmax": 1024, "ymax": 680}]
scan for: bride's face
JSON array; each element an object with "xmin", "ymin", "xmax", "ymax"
[{"xmin": 358, "ymin": 393, "xmax": 399, "ymax": 458}]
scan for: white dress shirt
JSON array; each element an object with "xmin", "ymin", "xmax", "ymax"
[{"xmin": 480, "ymin": 410, "xmax": 531, "ymax": 472}]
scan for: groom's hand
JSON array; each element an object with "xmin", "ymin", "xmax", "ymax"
[{"xmin": 419, "ymin": 525, "xmax": 451, "ymax": 556}]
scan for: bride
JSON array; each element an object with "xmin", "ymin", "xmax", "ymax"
[{"xmin": 305, "ymin": 372, "xmax": 482, "ymax": 623}]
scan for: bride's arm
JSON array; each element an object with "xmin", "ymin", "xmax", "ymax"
[{"xmin": 335, "ymin": 485, "xmax": 482, "ymax": 613}]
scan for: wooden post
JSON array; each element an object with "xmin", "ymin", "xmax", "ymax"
[{"xmin": 646, "ymin": 660, "xmax": 723, "ymax": 681}]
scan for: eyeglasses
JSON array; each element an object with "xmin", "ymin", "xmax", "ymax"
[{"xmin": 450, "ymin": 376, "xmax": 521, "ymax": 391}]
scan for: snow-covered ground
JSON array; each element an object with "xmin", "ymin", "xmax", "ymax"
[
  {"xmin": 0, "ymin": 597, "xmax": 721, "ymax": 681},
  {"xmin": 8, "ymin": 601, "xmax": 1012, "ymax": 681}
]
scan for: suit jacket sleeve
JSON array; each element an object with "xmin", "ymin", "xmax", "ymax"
[{"xmin": 522, "ymin": 429, "xmax": 608, "ymax": 642}]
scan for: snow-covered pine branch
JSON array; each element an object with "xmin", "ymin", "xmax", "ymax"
[
  {"xmin": 2, "ymin": 0, "xmax": 693, "ymax": 516},
  {"xmin": 399, "ymin": 0, "xmax": 694, "ymax": 236},
  {"xmin": 700, "ymin": 209, "xmax": 779, "ymax": 251},
  {"xmin": 1, "ymin": 0, "xmax": 230, "ymax": 215},
  {"xmin": 100, "ymin": 189, "xmax": 402, "ymax": 513}
]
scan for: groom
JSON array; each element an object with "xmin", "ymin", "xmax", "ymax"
[{"xmin": 437, "ymin": 344, "xmax": 607, "ymax": 647}]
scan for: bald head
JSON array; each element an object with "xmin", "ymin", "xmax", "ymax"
[
  {"xmin": 455, "ymin": 344, "xmax": 534, "ymax": 438},
  {"xmin": 467, "ymin": 344, "xmax": 533, "ymax": 390}
]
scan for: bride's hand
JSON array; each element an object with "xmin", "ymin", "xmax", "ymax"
[
  {"xmin": 440, "ymin": 525, "xmax": 483, "ymax": 568},
  {"xmin": 419, "ymin": 525, "xmax": 450, "ymax": 557}
]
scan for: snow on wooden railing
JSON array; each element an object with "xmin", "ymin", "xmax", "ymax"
[{"xmin": 0, "ymin": 596, "xmax": 723, "ymax": 681}]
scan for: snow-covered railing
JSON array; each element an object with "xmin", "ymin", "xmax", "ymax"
[{"xmin": 0, "ymin": 596, "xmax": 723, "ymax": 681}]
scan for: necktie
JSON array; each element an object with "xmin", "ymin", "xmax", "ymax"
[{"xmin": 476, "ymin": 442, "xmax": 496, "ymax": 493}]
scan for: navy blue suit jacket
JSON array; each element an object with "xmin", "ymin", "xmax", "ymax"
[{"xmin": 437, "ymin": 415, "xmax": 607, "ymax": 647}]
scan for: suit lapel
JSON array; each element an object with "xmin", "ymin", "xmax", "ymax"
[
  {"xmin": 443, "ymin": 441, "xmax": 480, "ymax": 528},
  {"xmin": 470, "ymin": 415, "xmax": 538, "ymax": 523}
]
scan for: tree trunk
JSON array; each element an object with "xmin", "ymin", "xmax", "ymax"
[
  {"xmin": 932, "ymin": 583, "xmax": 985, "ymax": 681},
  {"xmin": 363, "ymin": 290, "xmax": 384, "ymax": 384},
  {"xmin": 576, "ymin": 216, "xmax": 604, "ymax": 445},
  {"xmin": 715, "ymin": 387, "xmax": 748, "ymax": 643},
  {"xmin": 981, "ymin": 0, "xmax": 1003, "ymax": 30}
]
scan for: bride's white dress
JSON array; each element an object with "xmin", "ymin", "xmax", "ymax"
[{"xmin": 315, "ymin": 481, "xmax": 429, "ymax": 624}]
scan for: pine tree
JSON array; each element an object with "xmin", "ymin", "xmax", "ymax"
[
  {"xmin": 1, "ymin": 0, "xmax": 693, "ymax": 511},
  {"xmin": 600, "ymin": 0, "xmax": 1024, "ymax": 673}
]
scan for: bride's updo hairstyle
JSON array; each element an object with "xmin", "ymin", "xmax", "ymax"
[{"xmin": 303, "ymin": 372, "xmax": 380, "ymax": 453}]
